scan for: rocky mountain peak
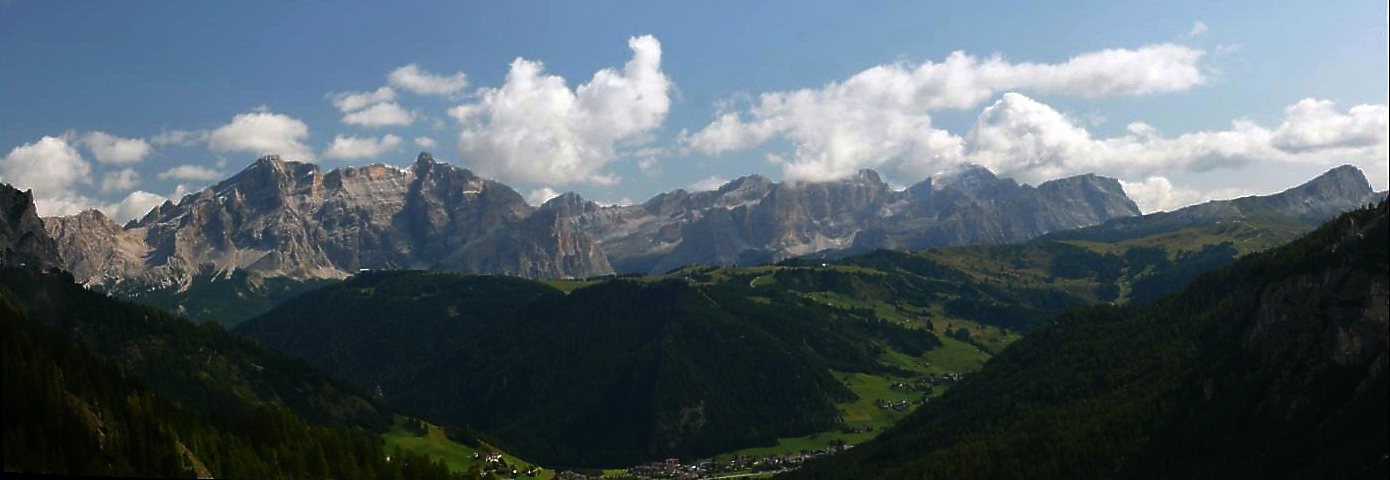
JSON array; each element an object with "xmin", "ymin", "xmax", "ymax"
[
  {"xmin": 0, "ymin": 183, "xmax": 62, "ymax": 270},
  {"xmin": 1282, "ymin": 164, "xmax": 1374, "ymax": 203},
  {"xmin": 1246, "ymin": 164, "xmax": 1381, "ymax": 224},
  {"xmin": 933, "ymin": 164, "xmax": 1005, "ymax": 191},
  {"xmin": 716, "ymin": 174, "xmax": 774, "ymax": 194},
  {"xmin": 539, "ymin": 191, "xmax": 597, "ymax": 217},
  {"xmin": 70, "ymin": 209, "xmax": 119, "ymax": 229}
]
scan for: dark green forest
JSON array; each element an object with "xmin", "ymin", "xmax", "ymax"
[
  {"xmin": 238, "ymin": 271, "xmax": 939, "ymax": 468},
  {"xmin": 1, "ymin": 270, "xmax": 458, "ymax": 479},
  {"xmin": 783, "ymin": 200, "xmax": 1389, "ymax": 479}
]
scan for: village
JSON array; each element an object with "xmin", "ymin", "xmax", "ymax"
[
  {"xmin": 543, "ymin": 372, "xmax": 973, "ymax": 480},
  {"xmin": 553, "ymin": 443, "xmax": 851, "ymax": 480}
]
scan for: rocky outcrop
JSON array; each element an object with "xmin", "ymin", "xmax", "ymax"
[
  {"xmin": 48, "ymin": 153, "xmax": 613, "ymax": 291},
  {"xmin": 1, "ymin": 183, "xmax": 62, "ymax": 270},
  {"xmin": 44, "ymin": 209, "xmax": 148, "ymax": 287}
]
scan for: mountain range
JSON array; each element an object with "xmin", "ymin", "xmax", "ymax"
[{"xmin": 40, "ymin": 152, "xmax": 1146, "ymax": 290}]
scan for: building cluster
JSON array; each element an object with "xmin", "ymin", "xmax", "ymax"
[{"xmin": 556, "ymin": 444, "xmax": 855, "ymax": 480}]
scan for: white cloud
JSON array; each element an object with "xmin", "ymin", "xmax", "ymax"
[
  {"xmin": 207, "ymin": 111, "xmax": 314, "ymax": 160},
  {"xmin": 963, "ymin": 93, "xmax": 1388, "ymax": 186},
  {"xmin": 688, "ymin": 175, "xmax": 728, "ymax": 191},
  {"xmin": 526, "ymin": 187, "xmax": 561, "ymax": 206},
  {"xmin": 1270, "ymin": 99, "xmax": 1388, "ymax": 151},
  {"xmin": 0, "ymin": 136, "xmax": 92, "ymax": 200},
  {"xmin": 106, "ymin": 190, "xmax": 168, "ymax": 224},
  {"xmin": 414, "ymin": 136, "xmax": 437, "ymax": 149},
  {"xmin": 329, "ymin": 86, "xmax": 397, "ymax": 112},
  {"xmin": 81, "ymin": 131, "xmax": 151, "ymax": 164},
  {"xmin": 455, "ymin": 35, "xmax": 671, "ymax": 186},
  {"xmin": 323, "ymin": 134, "xmax": 403, "ymax": 160},
  {"xmin": 683, "ymin": 44, "xmax": 1206, "ymax": 182},
  {"xmin": 157, "ymin": 164, "xmax": 224, "ymax": 181},
  {"xmin": 341, "ymin": 102, "xmax": 415, "ymax": 127},
  {"xmin": 101, "ymin": 168, "xmax": 141, "ymax": 193},
  {"xmin": 1120, "ymin": 176, "xmax": 1248, "ymax": 213},
  {"xmin": 389, "ymin": 64, "xmax": 469, "ymax": 96}
]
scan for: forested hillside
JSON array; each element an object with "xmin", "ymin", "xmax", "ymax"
[
  {"xmin": 784, "ymin": 200, "xmax": 1389, "ymax": 479},
  {"xmin": 0, "ymin": 269, "xmax": 385, "ymax": 429},
  {"xmin": 239, "ymin": 271, "xmax": 938, "ymax": 468},
  {"xmin": 1, "ymin": 270, "xmax": 457, "ymax": 479}
]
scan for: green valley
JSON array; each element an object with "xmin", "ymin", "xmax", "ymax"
[{"xmin": 783, "ymin": 201, "xmax": 1389, "ymax": 479}]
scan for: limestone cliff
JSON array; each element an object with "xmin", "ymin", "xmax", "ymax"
[
  {"xmin": 1, "ymin": 183, "xmax": 62, "ymax": 270},
  {"xmin": 48, "ymin": 153, "xmax": 613, "ymax": 291}
]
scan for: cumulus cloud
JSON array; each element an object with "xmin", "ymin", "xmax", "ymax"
[
  {"xmin": 455, "ymin": 35, "xmax": 671, "ymax": 186},
  {"xmin": 107, "ymin": 190, "xmax": 168, "ymax": 223},
  {"xmin": 1270, "ymin": 99, "xmax": 1388, "ymax": 151},
  {"xmin": 157, "ymin": 164, "xmax": 224, "ymax": 181},
  {"xmin": 81, "ymin": 131, "xmax": 151, "ymax": 164},
  {"xmin": 329, "ymin": 86, "xmax": 397, "ymax": 112},
  {"xmin": 0, "ymin": 136, "xmax": 117, "ymax": 217},
  {"xmin": 207, "ymin": 111, "xmax": 314, "ymax": 160},
  {"xmin": 0, "ymin": 136, "xmax": 92, "ymax": 201},
  {"xmin": 389, "ymin": 64, "xmax": 468, "ymax": 96},
  {"xmin": 101, "ymin": 168, "xmax": 141, "ymax": 193},
  {"xmin": 963, "ymin": 93, "xmax": 1387, "ymax": 186},
  {"xmin": 414, "ymin": 136, "xmax": 437, "ymax": 149},
  {"xmin": 683, "ymin": 44, "xmax": 1206, "ymax": 182},
  {"xmin": 341, "ymin": 102, "xmax": 414, "ymax": 127},
  {"xmin": 526, "ymin": 187, "xmax": 561, "ymax": 206},
  {"xmin": 682, "ymin": 37, "xmax": 1384, "ymax": 197},
  {"xmin": 323, "ymin": 134, "xmax": 403, "ymax": 160},
  {"xmin": 1120, "ymin": 176, "xmax": 1248, "ymax": 213}
]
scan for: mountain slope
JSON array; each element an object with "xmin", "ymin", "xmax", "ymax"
[
  {"xmin": 1, "ymin": 274, "xmax": 455, "ymax": 479},
  {"xmin": 237, "ymin": 270, "xmax": 940, "ymax": 467},
  {"xmin": 784, "ymin": 199, "xmax": 1389, "ymax": 479},
  {"xmin": 2, "ymin": 182, "xmax": 455, "ymax": 478},
  {"xmin": 1045, "ymin": 164, "xmax": 1384, "ymax": 244}
]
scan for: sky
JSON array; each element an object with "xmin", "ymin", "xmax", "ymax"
[{"xmin": 2, "ymin": 1, "xmax": 1386, "ymax": 222}]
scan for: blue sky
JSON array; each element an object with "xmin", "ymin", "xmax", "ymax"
[{"xmin": 2, "ymin": 1, "xmax": 1386, "ymax": 221}]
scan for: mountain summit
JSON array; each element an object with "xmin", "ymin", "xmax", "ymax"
[
  {"xmin": 48, "ymin": 153, "xmax": 612, "ymax": 290},
  {"xmin": 45, "ymin": 155, "xmax": 1375, "ymax": 288},
  {"xmin": 0, "ymin": 183, "xmax": 62, "ymax": 270},
  {"xmin": 555, "ymin": 164, "xmax": 1141, "ymax": 274}
]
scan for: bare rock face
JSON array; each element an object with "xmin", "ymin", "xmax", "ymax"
[
  {"xmin": 49, "ymin": 153, "xmax": 614, "ymax": 291},
  {"xmin": 44, "ymin": 209, "xmax": 147, "ymax": 287},
  {"xmin": 1, "ymin": 183, "xmax": 62, "ymax": 270}
]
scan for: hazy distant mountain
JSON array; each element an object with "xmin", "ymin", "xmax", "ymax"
[
  {"xmin": 0, "ymin": 182, "xmax": 62, "ymax": 270},
  {"xmin": 47, "ymin": 153, "xmax": 613, "ymax": 291},
  {"xmin": 1045, "ymin": 164, "xmax": 1386, "ymax": 244},
  {"xmin": 550, "ymin": 165, "xmax": 1141, "ymax": 274}
]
